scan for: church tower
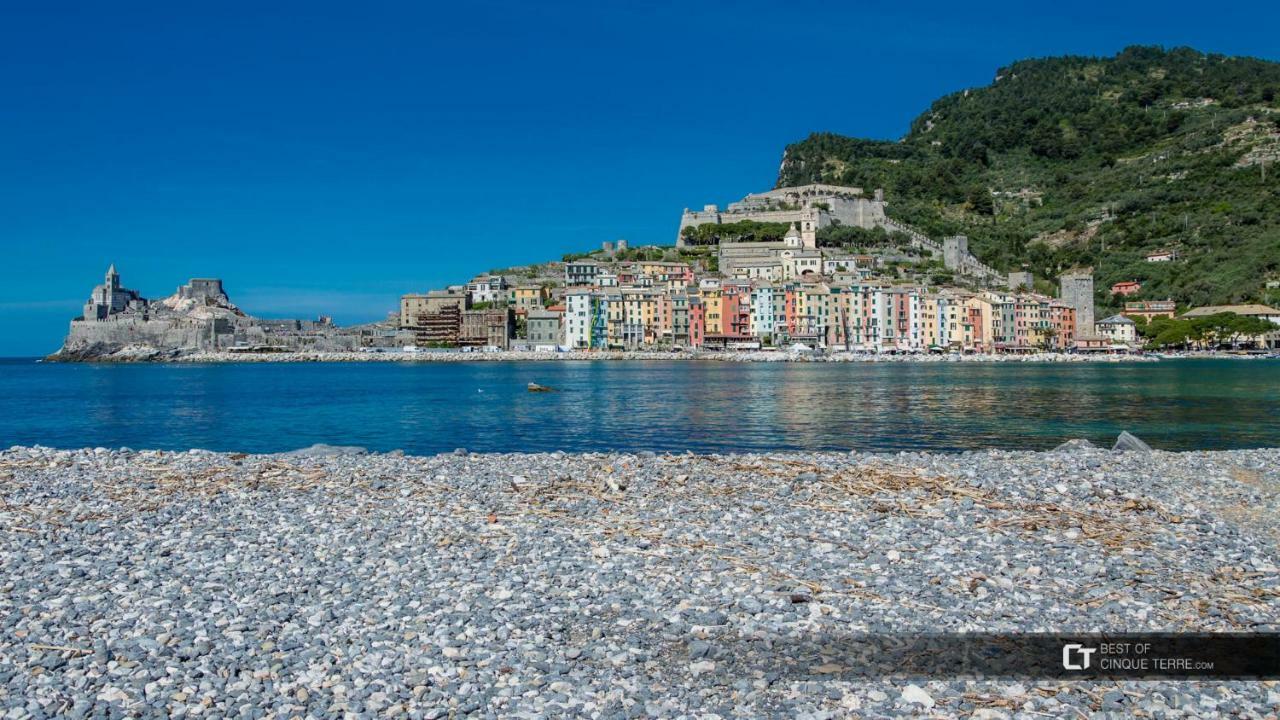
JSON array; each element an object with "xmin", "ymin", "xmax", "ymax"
[
  {"xmin": 106, "ymin": 264, "xmax": 120, "ymax": 292},
  {"xmin": 799, "ymin": 207, "xmax": 819, "ymax": 249}
]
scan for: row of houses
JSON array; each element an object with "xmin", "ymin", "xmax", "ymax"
[
  {"xmin": 561, "ymin": 277, "xmax": 1085, "ymax": 353},
  {"xmin": 400, "ymin": 255, "xmax": 1280, "ymax": 353}
]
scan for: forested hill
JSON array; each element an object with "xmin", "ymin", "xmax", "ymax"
[{"xmin": 777, "ymin": 46, "xmax": 1280, "ymax": 309}]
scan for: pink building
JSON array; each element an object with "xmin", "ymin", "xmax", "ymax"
[
  {"xmin": 721, "ymin": 282, "xmax": 752, "ymax": 338},
  {"xmin": 1049, "ymin": 301, "xmax": 1077, "ymax": 349},
  {"xmin": 689, "ymin": 298, "xmax": 705, "ymax": 348}
]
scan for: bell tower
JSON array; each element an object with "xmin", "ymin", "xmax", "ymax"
[{"xmin": 799, "ymin": 208, "xmax": 819, "ymax": 249}]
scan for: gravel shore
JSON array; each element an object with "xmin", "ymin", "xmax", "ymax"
[{"xmin": 2, "ymin": 445, "xmax": 1277, "ymax": 717}]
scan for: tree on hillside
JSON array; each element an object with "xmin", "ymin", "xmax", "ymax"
[{"xmin": 680, "ymin": 221, "xmax": 791, "ymax": 246}]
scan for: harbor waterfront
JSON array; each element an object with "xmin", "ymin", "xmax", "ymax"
[
  {"xmin": 161, "ymin": 349, "xmax": 1161, "ymax": 363},
  {"xmin": 3, "ymin": 358, "xmax": 1278, "ymax": 454}
]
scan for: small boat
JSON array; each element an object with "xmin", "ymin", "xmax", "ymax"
[{"xmin": 527, "ymin": 382, "xmax": 556, "ymax": 392}]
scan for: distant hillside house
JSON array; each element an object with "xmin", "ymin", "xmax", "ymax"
[
  {"xmin": 466, "ymin": 275, "xmax": 508, "ymax": 304},
  {"xmin": 1124, "ymin": 300, "xmax": 1177, "ymax": 321},
  {"xmin": 1110, "ymin": 280, "xmax": 1142, "ymax": 296},
  {"xmin": 565, "ymin": 260, "xmax": 601, "ymax": 287},
  {"xmin": 511, "ymin": 284, "xmax": 549, "ymax": 313},
  {"xmin": 1145, "ymin": 249, "xmax": 1178, "ymax": 262}
]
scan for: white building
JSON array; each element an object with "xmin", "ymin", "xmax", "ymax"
[
  {"xmin": 1096, "ymin": 314, "xmax": 1138, "ymax": 344},
  {"xmin": 729, "ymin": 260, "xmax": 784, "ymax": 283},
  {"xmin": 564, "ymin": 291, "xmax": 597, "ymax": 349},
  {"xmin": 466, "ymin": 275, "xmax": 508, "ymax": 304},
  {"xmin": 782, "ymin": 249, "xmax": 823, "ymax": 280}
]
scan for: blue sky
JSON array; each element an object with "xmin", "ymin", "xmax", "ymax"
[{"xmin": 2, "ymin": 1, "xmax": 1277, "ymax": 355}]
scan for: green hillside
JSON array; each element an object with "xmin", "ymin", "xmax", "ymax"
[{"xmin": 777, "ymin": 46, "xmax": 1280, "ymax": 310}]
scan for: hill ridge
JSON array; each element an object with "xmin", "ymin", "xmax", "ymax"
[{"xmin": 774, "ymin": 45, "xmax": 1280, "ymax": 311}]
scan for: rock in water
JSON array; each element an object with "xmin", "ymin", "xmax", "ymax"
[
  {"xmin": 527, "ymin": 383, "xmax": 556, "ymax": 392},
  {"xmin": 1053, "ymin": 438, "xmax": 1096, "ymax": 453},
  {"xmin": 1112, "ymin": 431, "xmax": 1152, "ymax": 453}
]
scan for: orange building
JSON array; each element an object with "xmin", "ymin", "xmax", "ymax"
[{"xmin": 1110, "ymin": 280, "xmax": 1142, "ymax": 296}]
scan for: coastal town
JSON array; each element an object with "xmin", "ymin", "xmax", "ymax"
[
  {"xmin": 52, "ymin": 184, "xmax": 1280, "ymax": 360},
  {"xmin": 9, "ymin": 22, "xmax": 1280, "ymax": 720}
]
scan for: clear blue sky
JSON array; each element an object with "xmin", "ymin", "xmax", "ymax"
[{"xmin": 2, "ymin": 1, "xmax": 1277, "ymax": 355}]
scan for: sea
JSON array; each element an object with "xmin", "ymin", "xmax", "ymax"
[{"xmin": 1, "ymin": 358, "xmax": 1278, "ymax": 454}]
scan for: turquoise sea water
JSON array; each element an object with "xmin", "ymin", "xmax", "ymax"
[{"xmin": 1, "ymin": 358, "xmax": 1277, "ymax": 454}]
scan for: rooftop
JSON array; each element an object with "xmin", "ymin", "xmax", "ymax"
[
  {"xmin": 1182, "ymin": 304, "xmax": 1280, "ymax": 317},
  {"xmin": 1098, "ymin": 314, "xmax": 1137, "ymax": 325}
]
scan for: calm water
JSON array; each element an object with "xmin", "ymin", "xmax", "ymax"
[{"xmin": 1, "ymin": 358, "xmax": 1277, "ymax": 454}]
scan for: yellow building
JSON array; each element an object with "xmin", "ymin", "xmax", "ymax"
[
  {"xmin": 922, "ymin": 295, "xmax": 941, "ymax": 349},
  {"xmin": 511, "ymin": 285, "xmax": 549, "ymax": 313},
  {"xmin": 702, "ymin": 285, "xmax": 723, "ymax": 335},
  {"xmin": 619, "ymin": 289, "xmax": 659, "ymax": 344},
  {"xmin": 966, "ymin": 295, "xmax": 995, "ymax": 352}
]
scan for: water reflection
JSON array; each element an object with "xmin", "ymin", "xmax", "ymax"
[{"xmin": 1, "ymin": 359, "xmax": 1277, "ymax": 453}]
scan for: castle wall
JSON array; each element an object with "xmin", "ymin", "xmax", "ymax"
[
  {"xmin": 677, "ymin": 192, "xmax": 886, "ymax": 246},
  {"xmin": 62, "ymin": 317, "xmax": 213, "ymax": 353},
  {"xmin": 825, "ymin": 197, "xmax": 886, "ymax": 229},
  {"xmin": 179, "ymin": 279, "xmax": 227, "ymax": 302},
  {"xmin": 60, "ymin": 315, "xmax": 361, "ymax": 356}
]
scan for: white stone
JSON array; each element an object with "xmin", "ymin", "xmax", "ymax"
[
  {"xmin": 688, "ymin": 660, "xmax": 716, "ymax": 677},
  {"xmin": 901, "ymin": 685, "xmax": 934, "ymax": 708}
]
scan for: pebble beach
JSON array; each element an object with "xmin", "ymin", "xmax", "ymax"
[{"xmin": 2, "ymin": 443, "xmax": 1278, "ymax": 718}]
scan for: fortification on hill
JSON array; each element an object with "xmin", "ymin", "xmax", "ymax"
[
  {"xmin": 679, "ymin": 184, "xmax": 1004, "ymax": 284},
  {"xmin": 676, "ymin": 184, "xmax": 887, "ymax": 247}
]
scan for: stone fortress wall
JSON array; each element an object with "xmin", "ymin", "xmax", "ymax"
[
  {"xmin": 63, "ymin": 315, "xmax": 215, "ymax": 352},
  {"xmin": 941, "ymin": 235, "xmax": 1004, "ymax": 285},
  {"xmin": 681, "ymin": 184, "xmax": 1006, "ymax": 286},
  {"xmin": 677, "ymin": 184, "xmax": 887, "ymax": 247}
]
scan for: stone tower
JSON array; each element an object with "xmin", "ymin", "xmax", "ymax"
[
  {"xmin": 1059, "ymin": 268, "xmax": 1096, "ymax": 335},
  {"xmin": 1007, "ymin": 271, "xmax": 1034, "ymax": 291},
  {"xmin": 105, "ymin": 263, "xmax": 120, "ymax": 292},
  {"xmin": 799, "ymin": 207, "xmax": 819, "ymax": 248},
  {"xmin": 943, "ymin": 236, "xmax": 969, "ymax": 272}
]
